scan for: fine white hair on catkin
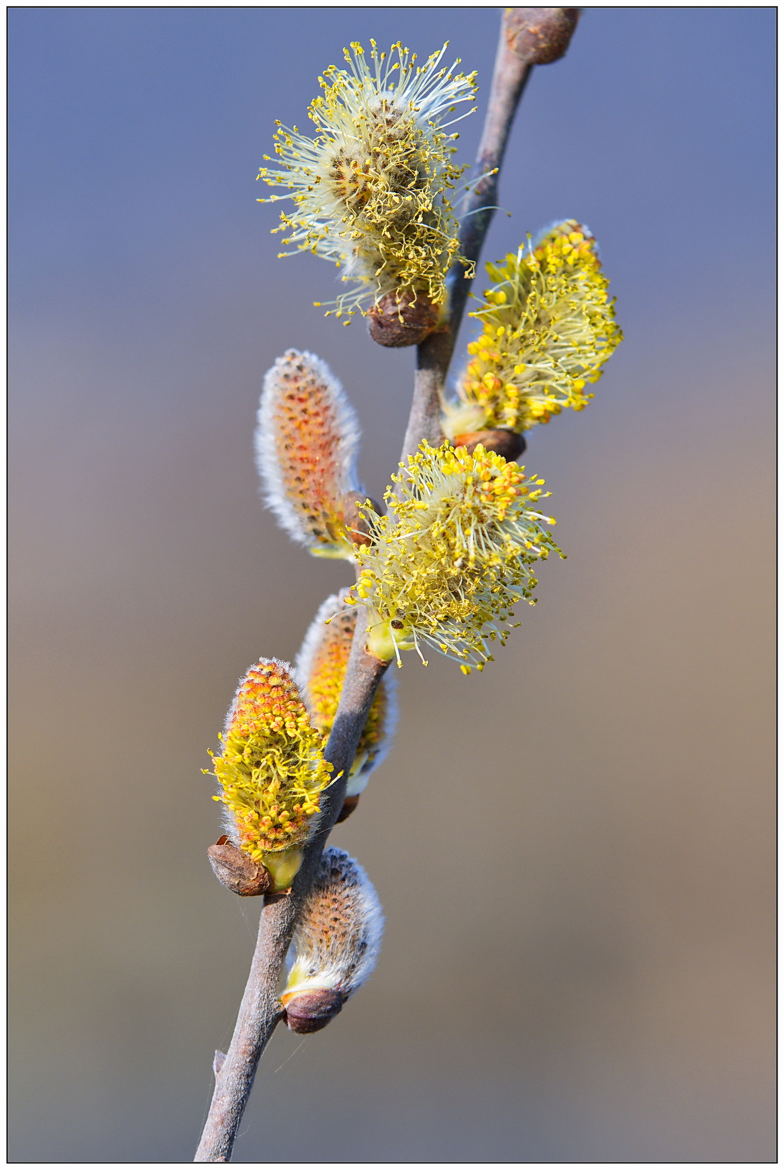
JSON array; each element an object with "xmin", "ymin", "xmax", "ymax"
[
  {"xmin": 255, "ymin": 349, "xmax": 362, "ymax": 549},
  {"xmin": 283, "ymin": 847, "xmax": 384, "ymax": 999}
]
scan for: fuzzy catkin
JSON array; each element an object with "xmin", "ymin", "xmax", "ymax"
[
  {"xmin": 282, "ymin": 847, "xmax": 384, "ymax": 1002},
  {"xmin": 208, "ymin": 658, "xmax": 332, "ymax": 891},
  {"xmin": 444, "ymin": 220, "xmax": 622, "ymax": 438},
  {"xmin": 256, "ymin": 349, "xmax": 362, "ymax": 557},
  {"xmin": 295, "ymin": 592, "xmax": 397, "ymax": 796},
  {"xmin": 257, "ymin": 41, "xmax": 477, "ymax": 319},
  {"xmin": 349, "ymin": 441, "xmax": 564, "ymax": 672}
]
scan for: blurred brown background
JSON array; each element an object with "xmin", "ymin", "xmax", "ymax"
[{"xmin": 9, "ymin": 7, "xmax": 774, "ymax": 1162}]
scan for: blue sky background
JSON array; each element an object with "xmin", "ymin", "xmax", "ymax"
[{"xmin": 10, "ymin": 7, "xmax": 775, "ymax": 1162}]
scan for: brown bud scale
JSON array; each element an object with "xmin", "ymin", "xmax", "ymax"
[
  {"xmin": 335, "ymin": 794, "xmax": 360, "ymax": 824},
  {"xmin": 368, "ymin": 290, "xmax": 442, "ymax": 348},
  {"xmin": 453, "ymin": 428, "xmax": 527, "ymax": 461},
  {"xmin": 281, "ymin": 988, "xmax": 345, "ymax": 1034},
  {"xmin": 207, "ymin": 837, "xmax": 271, "ymax": 896}
]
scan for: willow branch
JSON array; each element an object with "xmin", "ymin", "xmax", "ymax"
[
  {"xmin": 403, "ymin": 7, "xmax": 580, "ymax": 459},
  {"xmin": 195, "ymin": 608, "xmax": 385, "ymax": 1162},
  {"xmin": 195, "ymin": 9, "xmax": 579, "ymax": 1162}
]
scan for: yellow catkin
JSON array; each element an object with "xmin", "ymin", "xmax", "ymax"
[
  {"xmin": 443, "ymin": 221, "xmax": 622, "ymax": 437},
  {"xmin": 348, "ymin": 442, "xmax": 564, "ymax": 673},
  {"xmin": 257, "ymin": 41, "xmax": 477, "ymax": 319},
  {"xmin": 207, "ymin": 659, "xmax": 332, "ymax": 885}
]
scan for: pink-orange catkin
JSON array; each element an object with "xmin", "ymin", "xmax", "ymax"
[{"xmin": 256, "ymin": 349, "xmax": 362, "ymax": 557}]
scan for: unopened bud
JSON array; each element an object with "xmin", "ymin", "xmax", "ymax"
[
  {"xmin": 368, "ymin": 289, "xmax": 442, "ymax": 348},
  {"xmin": 504, "ymin": 8, "xmax": 580, "ymax": 65}
]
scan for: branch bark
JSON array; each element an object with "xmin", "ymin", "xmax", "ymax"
[
  {"xmin": 195, "ymin": 9, "xmax": 579, "ymax": 1161},
  {"xmin": 404, "ymin": 8, "xmax": 580, "ymax": 459}
]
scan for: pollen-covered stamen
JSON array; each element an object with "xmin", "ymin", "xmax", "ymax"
[
  {"xmin": 347, "ymin": 442, "xmax": 564, "ymax": 674},
  {"xmin": 295, "ymin": 594, "xmax": 397, "ymax": 798},
  {"xmin": 443, "ymin": 220, "xmax": 622, "ymax": 437},
  {"xmin": 257, "ymin": 41, "xmax": 477, "ymax": 323},
  {"xmin": 256, "ymin": 349, "xmax": 362, "ymax": 557},
  {"xmin": 206, "ymin": 658, "xmax": 333, "ymax": 890},
  {"xmin": 281, "ymin": 847, "xmax": 384, "ymax": 1033}
]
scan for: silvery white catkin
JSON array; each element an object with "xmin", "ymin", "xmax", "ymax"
[{"xmin": 281, "ymin": 847, "xmax": 384, "ymax": 1033}]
